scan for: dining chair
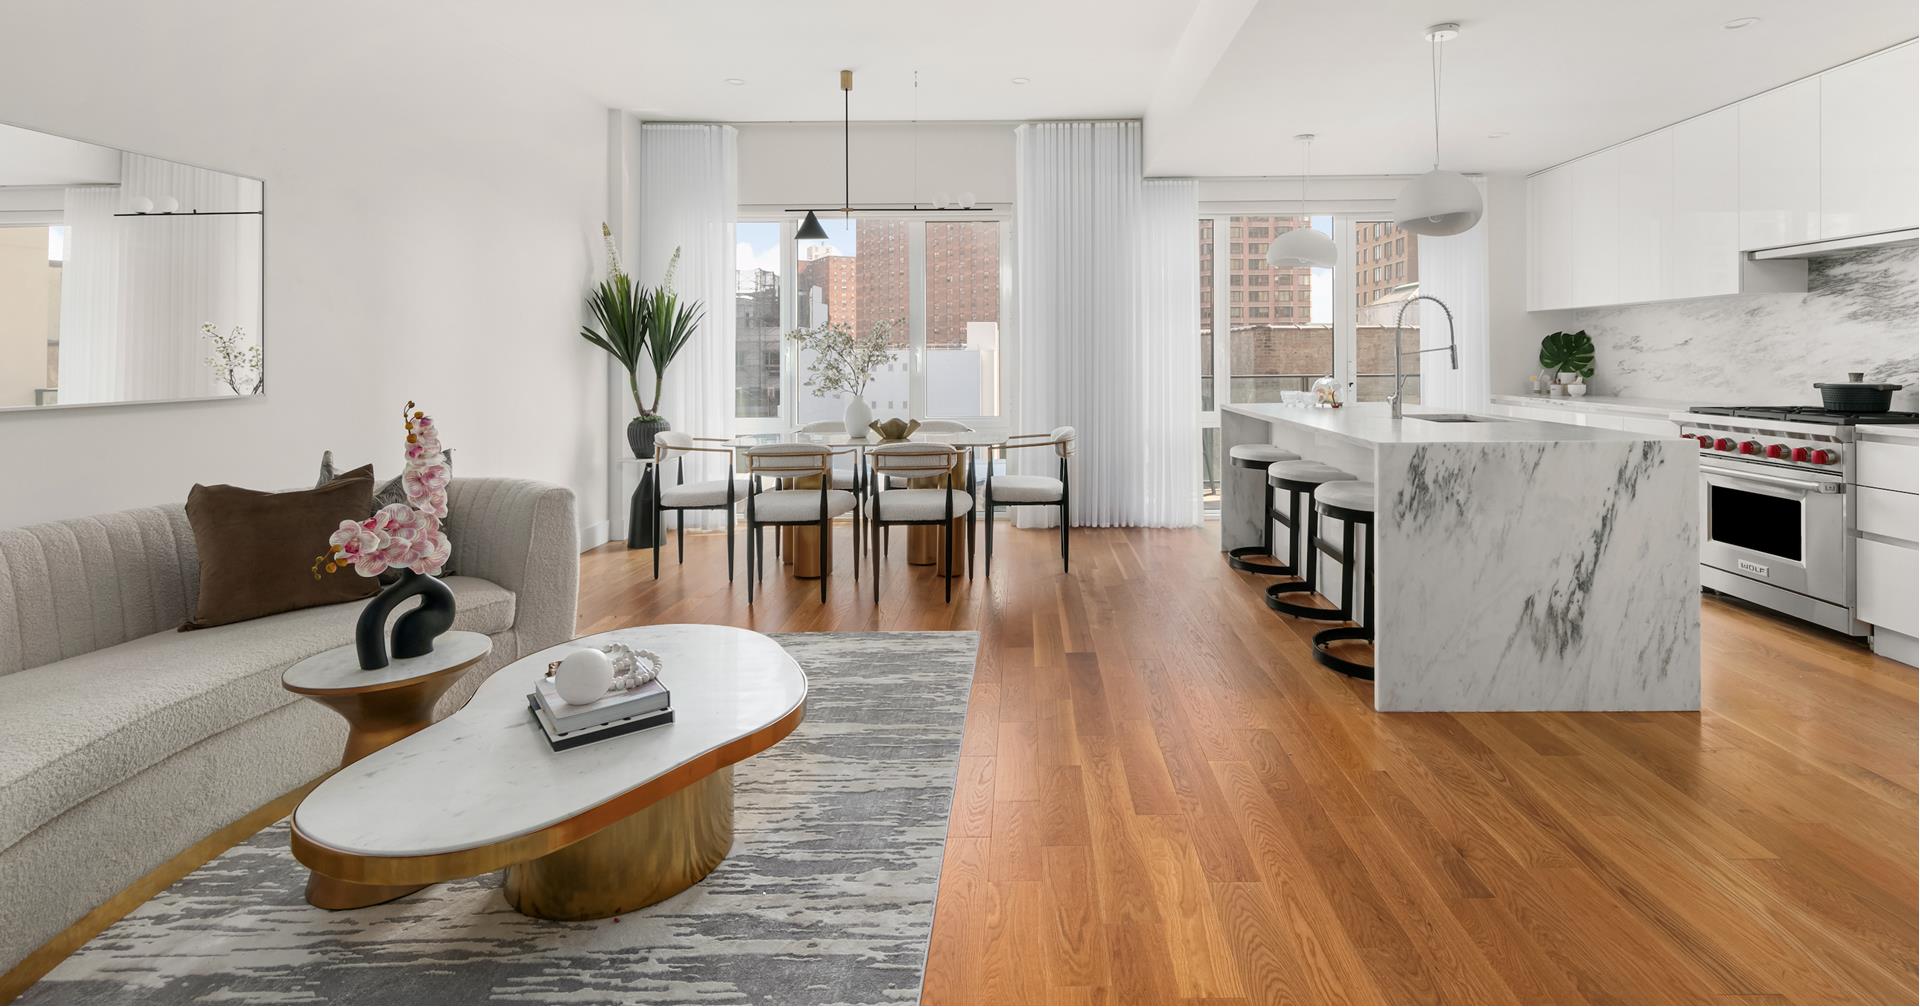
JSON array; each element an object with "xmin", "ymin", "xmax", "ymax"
[
  {"xmin": 652, "ymin": 432, "xmax": 747, "ymax": 581},
  {"xmin": 743, "ymin": 443, "xmax": 860, "ymax": 603},
  {"xmin": 868, "ymin": 442, "xmax": 970, "ymax": 603},
  {"xmin": 985, "ymin": 426, "xmax": 1075, "ymax": 575},
  {"xmin": 794, "ymin": 419, "xmax": 866, "ymax": 548}
]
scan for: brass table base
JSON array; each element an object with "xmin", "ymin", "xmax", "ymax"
[
  {"xmin": 304, "ymin": 873, "xmax": 425, "ymax": 910},
  {"xmin": 502, "ymin": 768, "xmax": 735, "ymax": 920}
]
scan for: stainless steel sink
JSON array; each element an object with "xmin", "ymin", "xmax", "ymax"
[{"xmin": 1408, "ymin": 413, "xmax": 1499, "ymax": 423}]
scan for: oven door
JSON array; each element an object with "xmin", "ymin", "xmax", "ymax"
[{"xmin": 1699, "ymin": 461, "xmax": 1849, "ymax": 603}]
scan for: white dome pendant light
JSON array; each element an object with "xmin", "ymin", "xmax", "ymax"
[
  {"xmin": 1393, "ymin": 22, "xmax": 1483, "ymax": 236},
  {"xmin": 1266, "ymin": 133, "xmax": 1337, "ymax": 268}
]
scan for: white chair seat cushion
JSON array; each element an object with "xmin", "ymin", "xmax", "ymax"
[
  {"xmin": 1314, "ymin": 480, "xmax": 1376, "ymax": 513},
  {"xmin": 989, "ymin": 475, "xmax": 1064, "ymax": 503},
  {"xmin": 1230, "ymin": 443, "xmax": 1299, "ymax": 464},
  {"xmin": 1268, "ymin": 460, "xmax": 1356, "ymax": 486},
  {"xmin": 751, "ymin": 488, "xmax": 858, "ymax": 522},
  {"xmin": 877, "ymin": 489, "xmax": 974, "ymax": 521},
  {"xmin": 830, "ymin": 469, "xmax": 857, "ymax": 491},
  {"xmin": 659, "ymin": 478, "xmax": 750, "ymax": 508}
]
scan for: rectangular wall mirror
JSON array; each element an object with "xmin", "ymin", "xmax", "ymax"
[{"xmin": 0, "ymin": 121, "xmax": 263, "ymax": 412}]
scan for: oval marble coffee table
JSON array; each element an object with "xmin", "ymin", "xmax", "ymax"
[{"xmin": 290, "ymin": 625, "xmax": 807, "ymax": 920}]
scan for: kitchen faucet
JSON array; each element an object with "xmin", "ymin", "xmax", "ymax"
[{"xmin": 1390, "ymin": 294, "xmax": 1459, "ymax": 419}]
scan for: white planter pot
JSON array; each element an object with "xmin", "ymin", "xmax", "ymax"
[
  {"xmin": 1558, "ymin": 371, "xmax": 1580, "ymax": 385},
  {"xmin": 843, "ymin": 394, "xmax": 873, "ymax": 437}
]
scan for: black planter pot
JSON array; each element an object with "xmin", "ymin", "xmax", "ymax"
[
  {"xmin": 354, "ymin": 569, "xmax": 457, "ymax": 670},
  {"xmin": 627, "ymin": 416, "xmax": 671, "ymax": 458}
]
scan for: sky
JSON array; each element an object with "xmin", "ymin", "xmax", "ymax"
[{"xmin": 735, "ymin": 218, "xmax": 856, "ymax": 278}]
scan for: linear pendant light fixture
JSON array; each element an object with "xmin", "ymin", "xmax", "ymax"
[
  {"xmin": 1393, "ymin": 22, "xmax": 1484, "ymax": 236},
  {"xmin": 796, "ymin": 69, "xmax": 854, "ymax": 242},
  {"xmin": 1266, "ymin": 133, "xmax": 1337, "ymax": 268}
]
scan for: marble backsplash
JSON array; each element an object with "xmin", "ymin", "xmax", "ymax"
[{"xmin": 1573, "ymin": 244, "xmax": 1918, "ymax": 408}]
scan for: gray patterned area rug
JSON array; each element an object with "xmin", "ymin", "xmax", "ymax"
[{"xmin": 24, "ymin": 631, "xmax": 979, "ymax": 1006}]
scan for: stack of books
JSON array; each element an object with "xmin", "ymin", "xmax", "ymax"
[{"xmin": 527, "ymin": 676, "xmax": 673, "ymax": 751}]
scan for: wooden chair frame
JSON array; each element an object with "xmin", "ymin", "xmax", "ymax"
[
  {"xmin": 985, "ymin": 431, "xmax": 1075, "ymax": 576},
  {"xmin": 652, "ymin": 436, "xmax": 740, "ymax": 581},
  {"xmin": 868, "ymin": 444, "xmax": 966, "ymax": 604}
]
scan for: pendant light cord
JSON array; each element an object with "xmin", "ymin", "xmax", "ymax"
[
  {"xmin": 843, "ymin": 81, "xmax": 851, "ymax": 215},
  {"xmin": 1430, "ymin": 38, "xmax": 1443, "ymax": 169},
  {"xmin": 1300, "ymin": 137, "xmax": 1311, "ymax": 216}
]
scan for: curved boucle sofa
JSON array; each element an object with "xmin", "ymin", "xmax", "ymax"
[{"xmin": 0, "ymin": 478, "xmax": 578, "ymax": 980}]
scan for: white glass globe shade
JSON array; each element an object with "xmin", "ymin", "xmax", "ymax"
[
  {"xmin": 1393, "ymin": 169, "xmax": 1483, "ymax": 236},
  {"xmin": 554, "ymin": 648, "xmax": 614, "ymax": 706},
  {"xmin": 1266, "ymin": 225, "xmax": 1337, "ymax": 268},
  {"xmin": 129, "ymin": 197, "xmax": 154, "ymax": 214},
  {"xmin": 155, "ymin": 195, "xmax": 180, "ymax": 213}
]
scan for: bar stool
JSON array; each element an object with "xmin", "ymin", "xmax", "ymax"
[
  {"xmin": 1307, "ymin": 481, "xmax": 1376, "ymax": 680},
  {"xmin": 1264, "ymin": 460, "xmax": 1356, "ymax": 619},
  {"xmin": 1226, "ymin": 444, "xmax": 1300, "ymax": 574}
]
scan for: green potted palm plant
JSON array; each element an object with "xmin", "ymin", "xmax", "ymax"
[{"xmin": 580, "ymin": 228, "xmax": 705, "ymax": 457}]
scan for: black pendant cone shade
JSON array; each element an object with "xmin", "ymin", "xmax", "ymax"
[{"xmin": 796, "ymin": 209, "xmax": 828, "ymax": 241}]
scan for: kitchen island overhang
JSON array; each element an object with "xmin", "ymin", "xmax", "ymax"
[{"xmin": 1222, "ymin": 403, "xmax": 1701, "ymax": 713}]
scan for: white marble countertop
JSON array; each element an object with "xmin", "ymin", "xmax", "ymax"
[
  {"xmin": 283, "ymin": 631, "xmax": 491, "ymax": 694},
  {"xmin": 1223, "ymin": 401, "xmax": 1671, "ymax": 447},
  {"xmin": 1857, "ymin": 424, "xmax": 1920, "ymax": 442},
  {"xmin": 1490, "ymin": 392, "xmax": 1694, "ymax": 417},
  {"xmin": 293, "ymin": 625, "xmax": 806, "ymax": 857}
]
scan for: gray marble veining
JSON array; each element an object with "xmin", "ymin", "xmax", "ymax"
[{"xmin": 1574, "ymin": 244, "xmax": 1918, "ymax": 407}]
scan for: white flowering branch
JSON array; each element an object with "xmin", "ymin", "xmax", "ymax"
[
  {"xmin": 200, "ymin": 323, "xmax": 262, "ymax": 395},
  {"xmin": 785, "ymin": 317, "xmax": 898, "ymax": 398}
]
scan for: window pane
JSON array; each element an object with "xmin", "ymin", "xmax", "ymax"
[
  {"xmin": 733, "ymin": 221, "xmax": 781, "ymax": 418},
  {"xmin": 1199, "ymin": 218, "xmax": 1213, "ymax": 412},
  {"xmin": 795, "ymin": 217, "xmax": 910, "ymax": 424},
  {"xmin": 925, "ymin": 220, "xmax": 1001, "ymax": 417},
  {"xmin": 1227, "ymin": 214, "xmax": 1332, "ymax": 403},
  {"xmin": 0, "ymin": 225, "xmax": 63, "ymax": 407},
  {"xmin": 1352, "ymin": 220, "xmax": 1421, "ymax": 403}
]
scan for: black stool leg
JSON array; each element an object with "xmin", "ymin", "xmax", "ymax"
[
  {"xmin": 1269, "ymin": 488, "xmax": 1344, "ymax": 621},
  {"xmin": 1313, "ymin": 510, "xmax": 1375, "ymax": 680},
  {"xmin": 1227, "ymin": 464, "xmax": 1287, "ymax": 575}
]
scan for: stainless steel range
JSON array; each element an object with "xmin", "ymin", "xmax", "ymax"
[{"xmin": 1672, "ymin": 405, "xmax": 1919, "ymax": 634}]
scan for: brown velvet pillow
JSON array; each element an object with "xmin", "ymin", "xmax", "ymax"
[{"xmin": 181, "ymin": 473, "xmax": 381, "ymax": 630}]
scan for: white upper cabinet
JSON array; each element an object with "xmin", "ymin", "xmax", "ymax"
[
  {"xmin": 1570, "ymin": 149, "xmax": 1621, "ymax": 307},
  {"xmin": 1739, "ymin": 76, "xmax": 1822, "ymax": 250},
  {"xmin": 1820, "ymin": 42, "xmax": 1919, "ymax": 240},
  {"xmin": 1527, "ymin": 166, "xmax": 1574, "ymax": 310},
  {"xmin": 1671, "ymin": 107, "xmax": 1741, "ymax": 299},
  {"xmin": 1616, "ymin": 129, "xmax": 1674, "ymax": 303}
]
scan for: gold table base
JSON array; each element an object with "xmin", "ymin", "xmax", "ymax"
[{"xmin": 503, "ymin": 768, "xmax": 734, "ymax": 920}]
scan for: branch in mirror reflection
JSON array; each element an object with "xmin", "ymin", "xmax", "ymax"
[
  {"xmin": 200, "ymin": 323, "xmax": 262, "ymax": 395},
  {"xmin": 785, "ymin": 317, "xmax": 899, "ymax": 399}
]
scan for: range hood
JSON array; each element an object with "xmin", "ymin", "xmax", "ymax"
[{"xmin": 1750, "ymin": 228, "xmax": 1918, "ymax": 260}]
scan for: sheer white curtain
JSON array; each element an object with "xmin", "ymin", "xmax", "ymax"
[
  {"xmin": 1013, "ymin": 121, "xmax": 1201, "ymax": 528},
  {"xmin": 58, "ymin": 154, "xmax": 262, "ymax": 404},
  {"xmin": 1417, "ymin": 177, "xmax": 1490, "ymax": 411},
  {"xmin": 636, "ymin": 123, "xmax": 737, "ymax": 528}
]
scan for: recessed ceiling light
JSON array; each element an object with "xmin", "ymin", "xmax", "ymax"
[
  {"xmin": 1487, "ymin": 131, "xmax": 1509, "ymax": 139},
  {"xmin": 1723, "ymin": 17, "xmax": 1760, "ymax": 30},
  {"xmin": 724, "ymin": 77, "xmax": 746, "ymax": 85},
  {"xmin": 1011, "ymin": 76, "xmax": 1031, "ymax": 85}
]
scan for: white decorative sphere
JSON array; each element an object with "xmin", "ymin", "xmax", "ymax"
[
  {"xmin": 553, "ymin": 648, "xmax": 613, "ymax": 705},
  {"xmin": 129, "ymin": 197, "xmax": 154, "ymax": 213},
  {"xmin": 154, "ymin": 195, "xmax": 180, "ymax": 213}
]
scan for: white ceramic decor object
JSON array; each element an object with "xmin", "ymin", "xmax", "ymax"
[
  {"xmin": 844, "ymin": 394, "xmax": 874, "ymax": 437},
  {"xmin": 554, "ymin": 648, "xmax": 614, "ymax": 705}
]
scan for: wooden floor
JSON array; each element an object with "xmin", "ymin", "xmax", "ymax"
[{"xmin": 580, "ymin": 521, "xmax": 1918, "ymax": 1005}]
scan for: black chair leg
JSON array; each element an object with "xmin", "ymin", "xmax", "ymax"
[
  {"xmin": 676, "ymin": 517, "xmax": 685, "ymax": 564},
  {"xmin": 944, "ymin": 522, "xmax": 953, "ymax": 603},
  {"xmin": 873, "ymin": 518, "xmax": 882, "ymax": 603},
  {"xmin": 985, "ymin": 492, "xmax": 994, "ymax": 576},
  {"xmin": 1060, "ymin": 500, "xmax": 1069, "ymax": 573},
  {"xmin": 746, "ymin": 520, "xmax": 755, "ymax": 603},
  {"xmin": 818, "ymin": 518, "xmax": 829, "ymax": 602},
  {"xmin": 966, "ymin": 503, "xmax": 976, "ymax": 580},
  {"xmin": 727, "ymin": 512, "xmax": 735, "ymax": 581}
]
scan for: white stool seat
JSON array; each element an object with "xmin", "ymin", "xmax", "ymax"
[
  {"xmin": 1313, "ymin": 480, "xmax": 1376, "ymax": 513},
  {"xmin": 1230, "ymin": 443, "xmax": 1298, "ymax": 464},
  {"xmin": 659, "ymin": 478, "xmax": 750, "ymax": 508},
  {"xmin": 989, "ymin": 474, "xmax": 1064, "ymax": 503},
  {"xmin": 876, "ymin": 489, "xmax": 974, "ymax": 521},
  {"xmin": 1268, "ymin": 460, "xmax": 1356, "ymax": 486},
  {"xmin": 750, "ymin": 488, "xmax": 857, "ymax": 522}
]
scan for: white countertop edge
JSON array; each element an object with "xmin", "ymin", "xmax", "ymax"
[
  {"xmin": 1490, "ymin": 392, "xmax": 1694, "ymax": 417},
  {"xmin": 1858, "ymin": 425, "xmax": 1920, "ymax": 442},
  {"xmin": 1223, "ymin": 401, "xmax": 1674, "ymax": 446}
]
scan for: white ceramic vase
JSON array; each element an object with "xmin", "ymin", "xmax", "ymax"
[{"xmin": 844, "ymin": 393, "xmax": 873, "ymax": 437}]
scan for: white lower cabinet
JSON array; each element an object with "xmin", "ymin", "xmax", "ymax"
[{"xmin": 1858, "ymin": 536, "xmax": 1919, "ymax": 639}]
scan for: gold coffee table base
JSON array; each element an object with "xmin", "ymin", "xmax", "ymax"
[
  {"xmin": 304, "ymin": 873, "xmax": 425, "ymax": 911},
  {"xmin": 502, "ymin": 768, "xmax": 734, "ymax": 920}
]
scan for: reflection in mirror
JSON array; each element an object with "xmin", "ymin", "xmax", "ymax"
[{"xmin": 0, "ymin": 122, "xmax": 263, "ymax": 411}]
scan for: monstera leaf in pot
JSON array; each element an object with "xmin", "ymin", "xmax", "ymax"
[{"xmin": 1538, "ymin": 330, "xmax": 1595, "ymax": 381}]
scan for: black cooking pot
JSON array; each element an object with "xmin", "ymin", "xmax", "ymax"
[{"xmin": 1814, "ymin": 372, "xmax": 1904, "ymax": 412}]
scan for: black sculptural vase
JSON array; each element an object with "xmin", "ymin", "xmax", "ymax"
[{"xmin": 354, "ymin": 569, "xmax": 457, "ymax": 670}]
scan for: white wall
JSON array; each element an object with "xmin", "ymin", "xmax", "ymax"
[
  {"xmin": 735, "ymin": 121, "xmax": 1014, "ymax": 208},
  {"xmin": 0, "ymin": 2, "xmax": 611, "ymax": 537}
]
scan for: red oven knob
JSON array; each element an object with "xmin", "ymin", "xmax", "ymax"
[
  {"xmin": 1695, "ymin": 434, "xmax": 1712, "ymax": 448},
  {"xmin": 1740, "ymin": 441, "xmax": 1761, "ymax": 455},
  {"xmin": 1714, "ymin": 437, "xmax": 1734, "ymax": 451},
  {"xmin": 1810, "ymin": 448, "xmax": 1835, "ymax": 465},
  {"xmin": 1765, "ymin": 443, "xmax": 1786, "ymax": 458},
  {"xmin": 1790, "ymin": 446, "xmax": 1809, "ymax": 462}
]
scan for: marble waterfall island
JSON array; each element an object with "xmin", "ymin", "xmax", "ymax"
[{"xmin": 1222, "ymin": 403, "xmax": 1700, "ymax": 712}]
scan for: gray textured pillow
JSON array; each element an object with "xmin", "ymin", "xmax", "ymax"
[{"xmin": 316, "ymin": 449, "xmax": 456, "ymax": 576}]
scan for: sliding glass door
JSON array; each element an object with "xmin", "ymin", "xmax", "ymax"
[{"xmin": 1197, "ymin": 210, "xmax": 1422, "ymax": 512}]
